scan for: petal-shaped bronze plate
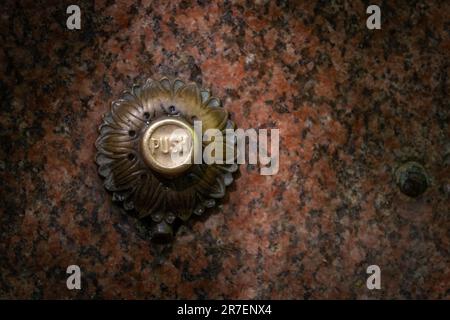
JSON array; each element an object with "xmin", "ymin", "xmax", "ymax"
[{"xmin": 95, "ymin": 77, "xmax": 238, "ymax": 242}]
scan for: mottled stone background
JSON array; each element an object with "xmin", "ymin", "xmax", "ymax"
[{"xmin": 0, "ymin": 0, "xmax": 448, "ymax": 299}]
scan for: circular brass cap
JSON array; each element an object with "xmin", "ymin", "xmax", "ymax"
[{"xmin": 140, "ymin": 117, "xmax": 196, "ymax": 176}]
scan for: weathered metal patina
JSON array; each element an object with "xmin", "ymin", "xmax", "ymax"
[{"xmin": 95, "ymin": 77, "xmax": 237, "ymax": 242}]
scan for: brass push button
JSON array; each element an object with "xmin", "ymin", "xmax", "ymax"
[
  {"xmin": 95, "ymin": 77, "xmax": 237, "ymax": 242},
  {"xmin": 140, "ymin": 117, "xmax": 196, "ymax": 176}
]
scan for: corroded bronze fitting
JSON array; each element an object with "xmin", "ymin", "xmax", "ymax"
[
  {"xmin": 395, "ymin": 161, "xmax": 430, "ymax": 198},
  {"xmin": 95, "ymin": 77, "xmax": 238, "ymax": 242}
]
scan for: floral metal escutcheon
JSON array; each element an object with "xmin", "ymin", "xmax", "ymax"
[{"xmin": 95, "ymin": 77, "xmax": 237, "ymax": 242}]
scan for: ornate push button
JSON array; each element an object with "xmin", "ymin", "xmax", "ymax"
[{"xmin": 95, "ymin": 77, "xmax": 237, "ymax": 242}]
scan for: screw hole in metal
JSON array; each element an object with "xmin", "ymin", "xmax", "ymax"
[{"xmin": 128, "ymin": 130, "xmax": 136, "ymax": 137}]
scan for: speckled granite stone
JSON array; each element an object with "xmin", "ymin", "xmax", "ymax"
[{"xmin": 0, "ymin": 0, "xmax": 448, "ymax": 299}]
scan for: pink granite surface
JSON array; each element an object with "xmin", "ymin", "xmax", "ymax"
[{"xmin": 0, "ymin": 0, "xmax": 449, "ymax": 299}]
